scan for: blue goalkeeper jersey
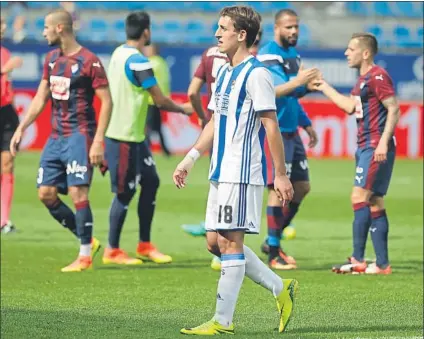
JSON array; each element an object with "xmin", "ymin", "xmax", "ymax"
[{"xmin": 257, "ymin": 41, "xmax": 312, "ymax": 133}]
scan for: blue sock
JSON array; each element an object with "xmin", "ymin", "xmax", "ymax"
[
  {"xmin": 281, "ymin": 201, "xmax": 300, "ymax": 231},
  {"xmin": 46, "ymin": 199, "xmax": 77, "ymax": 237},
  {"xmin": 352, "ymin": 202, "xmax": 371, "ymax": 262},
  {"xmin": 75, "ymin": 201, "xmax": 93, "ymax": 245},
  {"xmin": 108, "ymin": 193, "xmax": 133, "ymax": 248},
  {"xmin": 370, "ymin": 209, "xmax": 389, "ymax": 268},
  {"xmin": 138, "ymin": 175, "xmax": 159, "ymax": 242}
]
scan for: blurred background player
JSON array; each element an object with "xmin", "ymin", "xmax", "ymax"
[
  {"xmin": 180, "ymin": 28, "xmax": 263, "ymax": 271},
  {"xmin": 102, "ymin": 11, "xmax": 192, "ymax": 266},
  {"xmin": 0, "ymin": 17, "xmax": 23, "ymax": 233},
  {"xmin": 10, "ymin": 9, "xmax": 112, "ymax": 272},
  {"xmin": 144, "ymin": 43, "xmax": 172, "ymax": 157},
  {"xmin": 174, "ymin": 6, "xmax": 297, "ymax": 335},
  {"xmin": 257, "ymin": 9, "xmax": 320, "ymax": 270},
  {"xmin": 313, "ymin": 33, "xmax": 399, "ymax": 275}
]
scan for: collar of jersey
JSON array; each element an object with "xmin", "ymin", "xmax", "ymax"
[{"xmin": 227, "ymin": 55, "xmax": 253, "ymax": 71}]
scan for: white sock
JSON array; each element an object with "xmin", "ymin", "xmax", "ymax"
[
  {"xmin": 214, "ymin": 253, "xmax": 245, "ymax": 327},
  {"xmin": 244, "ymin": 245, "xmax": 283, "ymax": 297},
  {"xmin": 79, "ymin": 244, "xmax": 91, "ymax": 257}
]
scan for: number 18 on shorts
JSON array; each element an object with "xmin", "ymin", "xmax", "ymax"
[{"xmin": 205, "ymin": 182, "xmax": 264, "ymax": 234}]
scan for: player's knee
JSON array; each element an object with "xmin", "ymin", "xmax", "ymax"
[
  {"xmin": 350, "ymin": 187, "xmax": 371, "ymax": 205},
  {"xmin": 143, "ymin": 173, "xmax": 160, "ymax": 191},
  {"xmin": 116, "ymin": 192, "xmax": 135, "ymax": 206},
  {"xmin": 369, "ymin": 195, "xmax": 385, "ymax": 211},
  {"xmin": 1, "ymin": 152, "xmax": 14, "ymax": 174},
  {"xmin": 68, "ymin": 186, "xmax": 89, "ymax": 204},
  {"xmin": 38, "ymin": 187, "xmax": 58, "ymax": 206},
  {"xmin": 293, "ymin": 181, "xmax": 310, "ymax": 201}
]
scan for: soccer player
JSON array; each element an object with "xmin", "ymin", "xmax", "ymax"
[
  {"xmin": 312, "ymin": 33, "xmax": 399, "ymax": 275},
  {"xmin": 1, "ymin": 17, "xmax": 22, "ymax": 233},
  {"xmin": 173, "ymin": 6, "xmax": 298, "ymax": 335},
  {"xmin": 102, "ymin": 11, "xmax": 192, "ymax": 265},
  {"xmin": 10, "ymin": 10, "xmax": 112, "ymax": 272},
  {"xmin": 257, "ymin": 9, "xmax": 320, "ymax": 270},
  {"xmin": 181, "ymin": 29, "xmax": 264, "ymax": 271}
]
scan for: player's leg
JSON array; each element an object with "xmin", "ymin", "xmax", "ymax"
[
  {"xmin": 135, "ymin": 141, "xmax": 171, "ymax": 263},
  {"xmin": 0, "ymin": 104, "xmax": 19, "ymax": 233},
  {"xmin": 281, "ymin": 133, "xmax": 311, "ymax": 233},
  {"xmin": 60, "ymin": 133, "xmax": 97, "ymax": 272},
  {"xmin": 365, "ymin": 148, "xmax": 395, "ymax": 275},
  {"xmin": 204, "ymin": 181, "xmax": 222, "ymax": 270},
  {"xmin": 37, "ymin": 138, "xmax": 78, "ymax": 237},
  {"xmin": 264, "ymin": 134, "xmax": 296, "ymax": 269},
  {"xmin": 103, "ymin": 137, "xmax": 141, "ymax": 265},
  {"xmin": 333, "ymin": 147, "xmax": 374, "ymax": 273}
]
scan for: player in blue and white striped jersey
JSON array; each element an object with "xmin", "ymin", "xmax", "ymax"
[{"xmin": 173, "ymin": 5, "xmax": 298, "ymax": 335}]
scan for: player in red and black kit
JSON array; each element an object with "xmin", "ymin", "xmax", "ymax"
[
  {"xmin": 10, "ymin": 10, "xmax": 112, "ymax": 272},
  {"xmin": 0, "ymin": 17, "xmax": 23, "ymax": 233},
  {"xmin": 313, "ymin": 33, "xmax": 400, "ymax": 275},
  {"xmin": 181, "ymin": 31, "xmax": 262, "ymax": 271}
]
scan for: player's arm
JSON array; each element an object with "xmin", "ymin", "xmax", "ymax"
[
  {"xmin": 260, "ymin": 111, "xmax": 287, "ymax": 177},
  {"xmin": 0, "ymin": 56, "xmax": 23, "ymax": 74},
  {"xmin": 173, "ymin": 96, "xmax": 216, "ymax": 189},
  {"xmin": 313, "ymin": 79, "xmax": 356, "ymax": 114},
  {"xmin": 380, "ymin": 96, "xmax": 400, "ymax": 143},
  {"xmin": 187, "ymin": 76, "xmax": 207, "ymax": 123},
  {"xmin": 297, "ymin": 102, "xmax": 318, "ymax": 148},
  {"xmin": 10, "ymin": 80, "xmax": 50, "ymax": 156},
  {"xmin": 93, "ymin": 86, "xmax": 113, "ymax": 144},
  {"xmin": 275, "ymin": 67, "xmax": 320, "ymax": 98},
  {"xmin": 373, "ymin": 74, "xmax": 400, "ymax": 162},
  {"xmin": 148, "ymin": 85, "xmax": 192, "ymax": 115}
]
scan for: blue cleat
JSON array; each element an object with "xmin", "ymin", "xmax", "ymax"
[{"xmin": 181, "ymin": 222, "xmax": 206, "ymax": 237}]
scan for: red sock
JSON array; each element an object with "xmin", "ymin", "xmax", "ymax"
[{"xmin": 1, "ymin": 173, "xmax": 14, "ymax": 226}]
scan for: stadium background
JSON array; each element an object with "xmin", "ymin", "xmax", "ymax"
[{"xmin": 1, "ymin": 1, "xmax": 423, "ymax": 158}]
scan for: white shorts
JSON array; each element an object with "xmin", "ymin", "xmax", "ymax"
[{"xmin": 205, "ymin": 182, "xmax": 264, "ymax": 234}]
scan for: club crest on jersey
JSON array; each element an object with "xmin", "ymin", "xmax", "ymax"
[
  {"xmin": 71, "ymin": 64, "xmax": 79, "ymax": 74},
  {"xmin": 231, "ymin": 80, "xmax": 236, "ymax": 89}
]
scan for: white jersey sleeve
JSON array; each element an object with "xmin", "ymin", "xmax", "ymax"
[{"xmin": 246, "ymin": 67, "xmax": 276, "ymax": 113}]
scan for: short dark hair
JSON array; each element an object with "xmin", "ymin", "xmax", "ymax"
[
  {"xmin": 126, "ymin": 11, "xmax": 150, "ymax": 40},
  {"xmin": 219, "ymin": 5, "xmax": 261, "ymax": 48},
  {"xmin": 351, "ymin": 32, "xmax": 378, "ymax": 56},
  {"xmin": 275, "ymin": 8, "xmax": 298, "ymax": 23}
]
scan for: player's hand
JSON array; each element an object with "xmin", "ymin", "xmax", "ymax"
[
  {"xmin": 274, "ymin": 174, "xmax": 294, "ymax": 206},
  {"xmin": 89, "ymin": 141, "xmax": 104, "ymax": 166},
  {"xmin": 309, "ymin": 79, "xmax": 328, "ymax": 92},
  {"xmin": 9, "ymin": 127, "xmax": 23, "ymax": 157},
  {"xmin": 181, "ymin": 102, "xmax": 194, "ymax": 116},
  {"xmin": 172, "ymin": 154, "xmax": 196, "ymax": 188},
  {"xmin": 198, "ymin": 117, "xmax": 209, "ymax": 129},
  {"xmin": 304, "ymin": 126, "xmax": 318, "ymax": 148},
  {"xmin": 296, "ymin": 67, "xmax": 320, "ymax": 86},
  {"xmin": 173, "ymin": 168, "xmax": 188, "ymax": 189},
  {"xmin": 374, "ymin": 141, "xmax": 388, "ymax": 163}
]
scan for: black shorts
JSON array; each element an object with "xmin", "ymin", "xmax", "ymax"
[{"xmin": 0, "ymin": 104, "xmax": 19, "ymax": 152}]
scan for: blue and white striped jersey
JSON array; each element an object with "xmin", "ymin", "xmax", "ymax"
[{"xmin": 207, "ymin": 56, "xmax": 276, "ymax": 186}]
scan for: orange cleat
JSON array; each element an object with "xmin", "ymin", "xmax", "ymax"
[
  {"xmin": 61, "ymin": 255, "xmax": 92, "ymax": 273},
  {"xmin": 136, "ymin": 242, "xmax": 172, "ymax": 264},
  {"xmin": 332, "ymin": 257, "xmax": 367, "ymax": 274},
  {"xmin": 102, "ymin": 248, "xmax": 143, "ymax": 265},
  {"xmin": 365, "ymin": 263, "xmax": 392, "ymax": 275}
]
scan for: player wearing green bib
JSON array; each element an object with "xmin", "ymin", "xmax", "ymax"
[{"xmin": 102, "ymin": 11, "xmax": 191, "ymax": 265}]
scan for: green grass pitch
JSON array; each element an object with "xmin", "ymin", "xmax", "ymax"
[{"xmin": 1, "ymin": 152, "xmax": 423, "ymax": 339}]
